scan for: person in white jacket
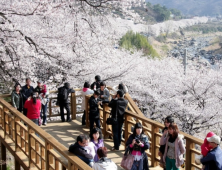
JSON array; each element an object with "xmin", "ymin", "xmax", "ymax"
[
  {"xmin": 92, "ymin": 147, "xmax": 117, "ymax": 170},
  {"xmin": 82, "ymin": 82, "xmax": 94, "ymax": 125},
  {"xmin": 84, "ymin": 138, "xmax": 96, "ymax": 167}
]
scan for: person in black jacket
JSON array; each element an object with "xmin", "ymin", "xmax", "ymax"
[
  {"xmin": 58, "ymin": 82, "xmax": 75, "ymax": 122},
  {"xmin": 108, "ymin": 90, "xmax": 128, "ymax": 151},
  {"xmin": 89, "ymin": 90, "xmax": 102, "ymax": 132},
  {"xmin": 69, "ymin": 135, "xmax": 93, "ymax": 166},
  {"xmin": 90, "ymin": 75, "xmax": 101, "ymax": 90},
  {"xmin": 125, "ymin": 123, "xmax": 150, "ymax": 170},
  {"xmin": 21, "ymin": 78, "xmax": 34, "ymax": 116},
  {"xmin": 34, "ymin": 80, "xmax": 42, "ymax": 95}
]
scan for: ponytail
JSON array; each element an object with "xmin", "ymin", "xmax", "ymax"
[{"xmin": 30, "ymin": 92, "xmax": 37, "ymax": 104}]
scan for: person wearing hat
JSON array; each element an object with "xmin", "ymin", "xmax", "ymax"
[
  {"xmin": 108, "ymin": 90, "xmax": 128, "ymax": 151},
  {"xmin": 200, "ymin": 134, "xmax": 222, "ymax": 170},
  {"xmin": 89, "ymin": 90, "xmax": 102, "ymax": 132}
]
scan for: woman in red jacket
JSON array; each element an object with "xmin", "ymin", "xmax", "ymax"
[{"xmin": 24, "ymin": 92, "xmax": 41, "ymax": 125}]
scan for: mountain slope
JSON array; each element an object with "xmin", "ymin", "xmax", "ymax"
[{"xmin": 146, "ymin": 0, "xmax": 222, "ymax": 16}]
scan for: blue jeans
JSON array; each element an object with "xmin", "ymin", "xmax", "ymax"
[
  {"xmin": 77, "ymin": 155, "xmax": 94, "ymax": 167},
  {"xmin": 112, "ymin": 121, "xmax": 123, "ymax": 150},
  {"xmin": 41, "ymin": 103, "xmax": 48, "ymax": 124},
  {"xmin": 131, "ymin": 160, "xmax": 143, "ymax": 170},
  {"xmin": 31, "ymin": 119, "xmax": 39, "ymax": 136}
]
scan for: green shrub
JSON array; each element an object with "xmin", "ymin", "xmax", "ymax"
[
  {"xmin": 119, "ymin": 31, "xmax": 159, "ymax": 58},
  {"xmin": 155, "ymin": 34, "xmax": 166, "ymax": 43}
]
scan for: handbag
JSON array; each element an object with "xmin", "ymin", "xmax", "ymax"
[
  {"xmin": 38, "ymin": 117, "xmax": 42, "ymax": 126},
  {"xmin": 106, "ymin": 100, "xmax": 118, "ymax": 125},
  {"xmin": 121, "ymin": 146, "xmax": 134, "ymax": 170},
  {"xmin": 106, "ymin": 115, "xmax": 114, "ymax": 125}
]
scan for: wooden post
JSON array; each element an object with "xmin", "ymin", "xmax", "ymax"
[
  {"xmin": 124, "ymin": 114, "xmax": 129, "ymax": 146},
  {"xmin": 1, "ymin": 142, "xmax": 6, "ymax": 170},
  {"xmin": 28, "ymin": 128, "xmax": 35, "ymax": 168},
  {"xmin": 45, "ymin": 142, "xmax": 49, "ymax": 170},
  {"xmin": 49, "ymin": 99, "xmax": 52, "ymax": 118},
  {"xmin": 15, "ymin": 159, "xmax": 20, "ymax": 170},
  {"xmin": 85, "ymin": 96, "xmax": 90, "ymax": 128},
  {"xmin": 55, "ymin": 159, "xmax": 59, "ymax": 170},
  {"xmin": 102, "ymin": 104, "xmax": 108, "ymax": 139},
  {"xmin": 14, "ymin": 117, "xmax": 20, "ymax": 152},
  {"xmin": 151, "ymin": 125, "xmax": 159, "ymax": 167},
  {"xmin": 68, "ymin": 162, "xmax": 74, "ymax": 170},
  {"xmin": 3, "ymin": 106, "xmax": 6, "ymax": 139},
  {"xmin": 185, "ymin": 139, "xmax": 195, "ymax": 170},
  {"xmin": 45, "ymin": 141, "xmax": 54, "ymax": 170},
  {"xmin": 71, "ymin": 93, "xmax": 76, "ymax": 120}
]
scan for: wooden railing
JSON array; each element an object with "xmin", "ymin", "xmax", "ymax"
[
  {"xmin": 47, "ymin": 89, "xmax": 83, "ymax": 120},
  {"xmin": 0, "ymin": 87, "xmax": 204, "ymax": 170},
  {"xmin": 84, "ymin": 91, "xmax": 203, "ymax": 170},
  {"xmin": 0, "ymin": 88, "xmax": 84, "ymax": 121},
  {"xmin": 0, "ymin": 96, "xmax": 92, "ymax": 170}
]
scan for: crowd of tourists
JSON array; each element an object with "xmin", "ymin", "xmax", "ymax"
[
  {"xmin": 10, "ymin": 76, "xmax": 222, "ymax": 170},
  {"xmin": 11, "ymin": 78, "xmax": 48, "ymax": 126}
]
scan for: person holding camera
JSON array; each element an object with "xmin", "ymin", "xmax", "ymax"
[
  {"xmin": 89, "ymin": 90, "xmax": 102, "ymax": 132},
  {"xmin": 125, "ymin": 122, "xmax": 150, "ymax": 170},
  {"xmin": 108, "ymin": 90, "xmax": 128, "ymax": 151}
]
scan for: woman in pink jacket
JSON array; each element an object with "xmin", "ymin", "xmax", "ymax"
[{"xmin": 160, "ymin": 123, "xmax": 185, "ymax": 170}]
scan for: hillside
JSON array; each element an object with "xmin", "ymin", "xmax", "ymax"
[
  {"xmin": 114, "ymin": 2, "xmax": 182, "ymax": 24},
  {"xmin": 146, "ymin": 0, "xmax": 222, "ymax": 16}
]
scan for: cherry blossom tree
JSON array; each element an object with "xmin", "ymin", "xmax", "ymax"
[{"xmin": 0, "ymin": 0, "xmax": 143, "ymax": 91}]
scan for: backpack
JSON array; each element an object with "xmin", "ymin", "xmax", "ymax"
[{"xmin": 57, "ymin": 87, "xmax": 68, "ymax": 102}]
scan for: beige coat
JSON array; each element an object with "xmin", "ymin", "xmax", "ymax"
[{"xmin": 160, "ymin": 134, "xmax": 185, "ymax": 168}]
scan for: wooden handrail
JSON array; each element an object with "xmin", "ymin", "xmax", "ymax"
[
  {"xmin": 85, "ymin": 93, "xmax": 203, "ymax": 170},
  {"xmin": 0, "ymin": 97, "xmax": 92, "ymax": 170},
  {"xmin": 0, "ymin": 86, "xmax": 204, "ymax": 170}
]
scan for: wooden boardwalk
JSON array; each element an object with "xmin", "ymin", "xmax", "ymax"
[{"xmin": 41, "ymin": 116, "xmax": 162, "ymax": 170}]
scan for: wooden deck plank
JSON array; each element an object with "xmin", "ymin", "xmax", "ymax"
[{"xmin": 41, "ymin": 116, "xmax": 162, "ymax": 170}]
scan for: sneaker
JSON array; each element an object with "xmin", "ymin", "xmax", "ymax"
[
  {"xmin": 67, "ymin": 119, "xmax": 72, "ymax": 122},
  {"xmin": 61, "ymin": 120, "xmax": 65, "ymax": 122},
  {"xmin": 111, "ymin": 147, "xmax": 119, "ymax": 151},
  {"xmin": 42, "ymin": 123, "xmax": 47, "ymax": 126}
]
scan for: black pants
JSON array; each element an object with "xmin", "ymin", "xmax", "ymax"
[
  {"xmin": 23, "ymin": 108, "xmax": 27, "ymax": 116},
  {"xmin": 112, "ymin": 120, "xmax": 123, "ymax": 150},
  {"xmin": 60, "ymin": 103, "xmax": 70, "ymax": 121},
  {"xmin": 89, "ymin": 117, "xmax": 100, "ymax": 132},
  {"xmin": 82, "ymin": 110, "xmax": 86, "ymax": 125}
]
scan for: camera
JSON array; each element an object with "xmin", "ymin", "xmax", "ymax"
[{"xmin": 135, "ymin": 139, "xmax": 140, "ymax": 144}]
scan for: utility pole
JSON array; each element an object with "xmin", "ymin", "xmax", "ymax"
[{"xmin": 183, "ymin": 49, "xmax": 187, "ymax": 75}]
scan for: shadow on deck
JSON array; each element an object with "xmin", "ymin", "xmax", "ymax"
[
  {"xmin": 42, "ymin": 116, "xmax": 126, "ymax": 170},
  {"xmin": 42, "ymin": 116, "xmax": 162, "ymax": 170}
]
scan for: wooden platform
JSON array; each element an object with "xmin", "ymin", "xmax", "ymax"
[{"xmin": 41, "ymin": 116, "xmax": 162, "ymax": 170}]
